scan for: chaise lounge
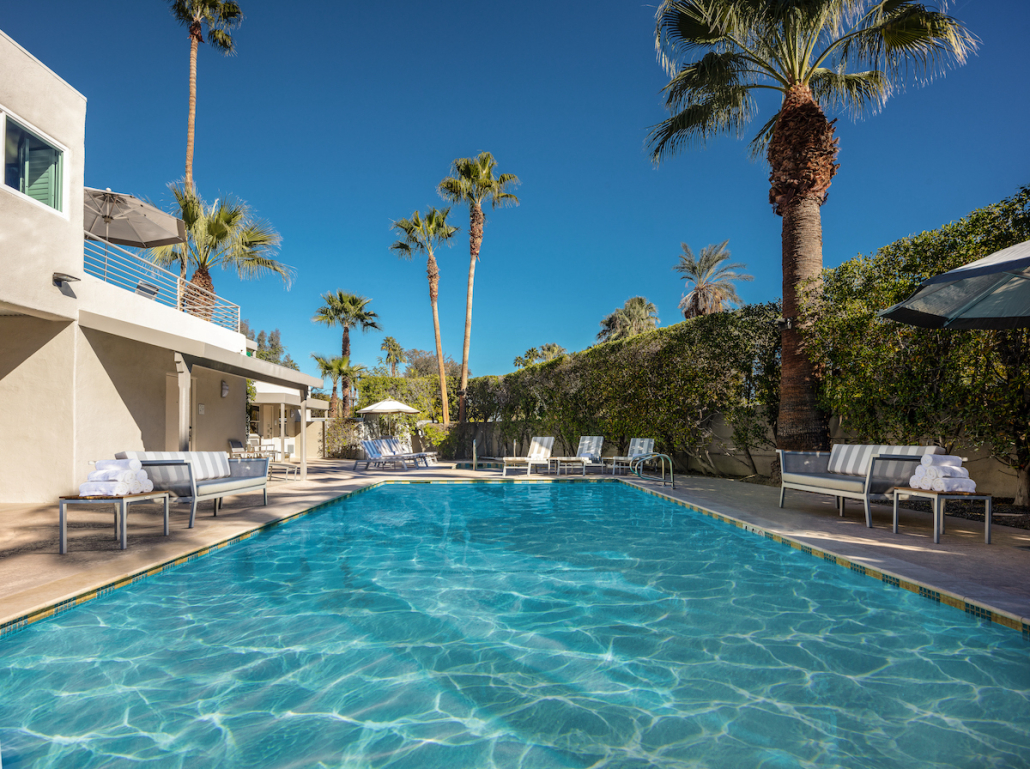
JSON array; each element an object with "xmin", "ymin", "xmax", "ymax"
[
  {"xmin": 778, "ymin": 443, "xmax": 945, "ymax": 528},
  {"xmin": 116, "ymin": 450, "xmax": 269, "ymax": 528}
]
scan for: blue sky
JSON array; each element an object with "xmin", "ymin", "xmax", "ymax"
[{"xmin": 4, "ymin": 1, "xmax": 1028, "ymax": 385}]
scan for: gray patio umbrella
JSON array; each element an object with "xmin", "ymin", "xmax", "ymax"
[
  {"xmin": 83, "ymin": 187, "xmax": 186, "ymax": 248},
  {"xmin": 879, "ymin": 239, "xmax": 1030, "ymax": 329},
  {"xmin": 356, "ymin": 399, "xmax": 420, "ymax": 415}
]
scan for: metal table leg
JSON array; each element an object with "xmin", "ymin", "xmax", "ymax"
[
  {"xmin": 163, "ymin": 494, "xmax": 170, "ymax": 536},
  {"xmin": 933, "ymin": 496, "xmax": 942, "ymax": 544},
  {"xmin": 892, "ymin": 491, "xmax": 899, "ymax": 534},
  {"xmin": 985, "ymin": 497, "xmax": 992, "ymax": 544},
  {"xmin": 60, "ymin": 499, "xmax": 68, "ymax": 555},
  {"xmin": 119, "ymin": 498, "xmax": 128, "ymax": 550}
]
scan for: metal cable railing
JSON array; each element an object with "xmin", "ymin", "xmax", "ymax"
[{"xmin": 83, "ymin": 234, "xmax": 240, "ymax": 331}]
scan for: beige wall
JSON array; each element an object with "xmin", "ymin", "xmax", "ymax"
[
  {"xmin": 191, "ymin": 367, "xmax": 247, "ymax": 452},
  {"xmin": 0, "ymin": 30, "xmax": 85, "ymax": 321},
  {"xmin": 0, "ymin": 317, "xmax": 76, "ymax": 501}
]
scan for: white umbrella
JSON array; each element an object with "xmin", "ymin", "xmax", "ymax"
[
  {"xmin": 83, "ymin": 187, "xmax": 186, "ymax": 248},
  {"xmin": 356, "ymin": 398, "xmax": 420, "ymax": 436},
  {"xmin": 356, "ymin": 399, "xmax": 420, "ymax": 415},
  {"xmin": 880, "ymin": 239, "xmax": 1030, "ymax": 329}
]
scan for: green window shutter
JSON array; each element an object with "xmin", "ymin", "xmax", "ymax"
[{"xmin": 24, "ymin": 147, "xmax": 60, "ymax": 210}]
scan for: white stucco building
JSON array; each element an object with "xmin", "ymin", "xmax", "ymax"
[{"xmin": 0, "ymin": 29, "xmax": 324, "ymax": 503}]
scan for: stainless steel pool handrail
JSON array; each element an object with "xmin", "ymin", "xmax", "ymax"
[{"xmin": 630, "ymin": 452, "xmax": 675, "ymax": 489}]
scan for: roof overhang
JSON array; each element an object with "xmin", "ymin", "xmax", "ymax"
[{"xmin": 252, "ymin": 392, "xmax": 329, "ymax": 410}]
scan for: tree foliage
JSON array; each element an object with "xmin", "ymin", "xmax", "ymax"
[
  {"xmin": 469, "ymin": 303, "xmax": 780, "ymax": 472},
  {"xmin": 404, "ymin": 349, "xmax": 462, "ymax": 379},
  {"xmin": 514, "ymin": 343, "xmax": 567, "ymax": 368},
  {"xmin": 675, "ymin": 240, "xmax": 753, "ymax": 318},
  {"xmin": 597, "ymin": 296, "xmax": 660, "ymax": 342},
  {"xmin": 802, "ymin": 185, "xmax": 1030, "ymax": 503}
]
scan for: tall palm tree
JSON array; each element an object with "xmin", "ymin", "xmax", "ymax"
[
  {"xmin": 148, "ymin": 183, "xmax": 289, "ymax": 314},
  {"xmin": 311, "ymin": 354, "xmax": 347, "ymax": 419},
  {"xmin": 597, "ymin": 297, "xmax": 660, "ymax": 342},
  {"xmin": 169, "ymin": 0, "xmax": 243, "ymax": 190},
  {"xmin": 381, "ymin": 336, "xmax": 406, "ymax": 377},
  {"xmin": 335, "ymin": 358, "xmax": 367, "ymax": 418},
  {"xmin": 438, "ymin": 152, "xmax": 520, "ymax": 422},
  {"xmin": 312, "ymin": 292, "xmax": 379, "ymax": 416},
  {"xmin": 675, "ymin": 240, "xmax": 753, "ymax": 318},
  {"xmin": 312, "ymin": 292, "xmax": 380, "ymax": 360},
  {"xmin": 390, "ymin": 208, "xmax": 459, "ymax": 424},
  {"xmin": 649, "ymin": 0, "xmax": 975, "ymax": 451}
]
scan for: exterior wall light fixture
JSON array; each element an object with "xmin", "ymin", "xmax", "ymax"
[
  {"xmin": 53, "ymin": 272, "xmax": 81, "ymax": 286},
  {"xmin": 221, "ymin": 380, "xmax": 229, "ymax": 398}
]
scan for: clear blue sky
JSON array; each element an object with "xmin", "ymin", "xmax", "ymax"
[{"xmin": 4, "ymin": 1, "xmax": 1028, "ymax": 386}]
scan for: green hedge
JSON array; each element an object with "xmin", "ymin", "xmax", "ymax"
[{"xmin": 466, "ymin": 302, "xmax": 781, "ymax": 471}]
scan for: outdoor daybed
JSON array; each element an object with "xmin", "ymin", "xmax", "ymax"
[
  {"xmin": 778, "ymin": 444, "xmax": 944, "ymax": 528},
  {"xmin": 116, "ymin": 450, "xmax": 269, "ymax": 528}
]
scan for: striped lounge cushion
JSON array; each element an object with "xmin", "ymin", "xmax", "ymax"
[
  {"xmin": 116, "ymin": 451, "xmax": 231, "ymax": 480},
  {"xmin": 827, "ymin": 444, "xmax": 943, "ymax": 477}
]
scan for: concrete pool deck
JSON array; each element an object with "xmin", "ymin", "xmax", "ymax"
[{"xmin": 1, "ymin": 460, "xmax": 1028, "ymax": 638}]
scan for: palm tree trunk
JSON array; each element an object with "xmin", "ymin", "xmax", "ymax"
[
  {"xmin": 778, "ymin": 195, "xmax": 829, "ymax": 451},
  {"xmin": 341, "ymin": 376, "xmax": 351, "ymax": 419},
  {"xmin": 185, "ymin": 27, "xmax": 201, "ymax": 190},
  {"xmin": 427, "ymin": 252, "xmax": 450, "ymax": 425},
  {"xmin": 186, "ymin": 264, "xmax": 216, "ymax": 320},
  {"xmin": 458, "ymin": 202, "xmax": 484, "ymax": 422},
  {"xmin": 341, "ymin": 325, "xmax": 351, "ymax": 361},
  {"xmin": 328, "ymin": 382, "xmax": 339, "ymax": 420},
  {"xmin": 768, "ymin": 84, "xmax": 837, "ymax": 452}
]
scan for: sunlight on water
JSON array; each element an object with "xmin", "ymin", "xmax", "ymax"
[{"xmin": 1, "ymin": 482, "xmax": 1028, "ymax": 768}]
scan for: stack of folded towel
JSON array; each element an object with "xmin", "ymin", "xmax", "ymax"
[
  {"xmin": 78, "ymin": 459, "xmax": 155, "ymax": 497},
  {"xmin": 908, "ymin": 454, "xmax": 975, "ymax": 493}
]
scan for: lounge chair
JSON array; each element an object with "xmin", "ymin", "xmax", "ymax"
[
  {"xmin": 382, "ymin": 437, "xmax": 432, "ymax": 467},
  {"xmin": 549, "ymin": 436, "xmax": 604, "ymax": 475},
  {"xmin": 228, "ymin": 439, "xmax": 250, "ymax": 458},
  {"xmin": 603, "ymin": 438, "xmax": 655, "ymax": 475},
  {"xmin": 354, "ymin": 440, "xmax": 409, "ymax": 471},
  {"xmin": 502, "ymin": 437, "xmax": 555, "ymax": 476}
]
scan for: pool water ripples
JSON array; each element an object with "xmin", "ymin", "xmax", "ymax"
[{"xmin": 1, "ymin": 482, "xmax": 1028, "ymax": 767}]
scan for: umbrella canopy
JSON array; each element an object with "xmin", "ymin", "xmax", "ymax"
[
  {"xmin": 83, "ymin": 187, "xmax": 186, "ymax": 248},
  {"xmin": 356, "ymin": 399, "xmax": 420, "ymax": 415},
  {"xmin": 879, "ymin": 240, "xmax": 1030, "ymax": 330}
]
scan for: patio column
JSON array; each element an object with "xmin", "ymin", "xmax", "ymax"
[
  {"xmin": 174, "ymin": 353, "xmax": 191, "ymax": 451},
  {"xmin": 299, "ymin": 400, "xmax": 308, "ymax": 481},
  {"xmin": 279, "ymin": 401, "xmax": 286, "ymax": 461}
]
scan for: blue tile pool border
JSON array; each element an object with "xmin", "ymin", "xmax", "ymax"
[{"xmin": 2, "ymin": 477, "xmax": 1027, "ymax": 643}]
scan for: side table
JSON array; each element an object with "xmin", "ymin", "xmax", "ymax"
[
  {"xmin": 58, "ymin": 492, "xmax": 170, "ymax": 553},
  {"xmin": 892, "ymin": 487, "xmax": 992, "ymax": 545}
]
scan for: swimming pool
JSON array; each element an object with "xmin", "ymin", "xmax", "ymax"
[{"xmin": 1, "ymin": 481, "xmax": 1028, "ymax": 767}]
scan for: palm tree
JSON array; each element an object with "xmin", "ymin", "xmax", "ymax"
[
  {"xmin": 675, "ymin": 240, "xmax": 753, "ymax": 318},
  {"xmin": 312, "ymin": 292, "xmax": 380, "ymax": 360},
  {"xmin": 168, "ymin": 0, "xmax": 243, "ymax": 190},
  {"xmin": 311, "ymin": 354, "xmax": 347, "ymax": 419},
  {"xmin": 335, "ymin": 358, "xmax": 367, "ymax": 418},
  {"xmin": 438, "ymin": 152, "xmax": 520, "ymax": 422},
  {"xmin": 597, "ymin": 297, "xmax": 660, "ymax": 343},
  {"xmin": 312, "ymin": 292, "xmax": 379, "ymax": 416},
  {"xmin": 649, "ymin": 0, "xmax": 975, "ymax": 451},
  {"xmin": 148, "ymin": 183, "xmax": 289, "ymax": 314},
  {"xmin": 381, "ymin": 336, "xmax": 406, "ymax": 377},
  {"xmin": 390, "ymin": 207, "xmax": 459, "ymax": 424}
]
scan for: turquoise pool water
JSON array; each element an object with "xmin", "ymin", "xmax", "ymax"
[{"xmin": 1, "ymin": 482, "xmax": 1028, "ymax": 767}]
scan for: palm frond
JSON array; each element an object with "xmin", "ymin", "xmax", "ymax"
[{"xmin": 810, "ymin": 67, "xmax": 889, "ymax": 115}]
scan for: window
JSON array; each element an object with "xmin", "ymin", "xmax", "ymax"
[{"xmin": 3, "ymin": 116, "xmax": 63, "ymax": 212}]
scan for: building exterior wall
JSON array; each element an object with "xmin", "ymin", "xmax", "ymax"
[
  {"xmin": 191, "ymin": 368, "xmax": 247, "ymax": 452},
  {"xmin": 0, "ymin": 30, "xmax": 85, "ymax": 321},
  {"xmin": 0, "ymin": 316, "xmax": 76, "ymax": 502}
]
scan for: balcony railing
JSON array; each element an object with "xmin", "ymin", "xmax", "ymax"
[{"xmin": 83, "ymin": 234, "xmax": 240, "ymax": 332}]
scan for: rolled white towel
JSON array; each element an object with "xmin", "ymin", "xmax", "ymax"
[
  {"xmin": 908, "ymin": 475, "xmax": 922, "ymax": 489},
  {"xmin": 916, "ymin": 475, "xmax": 932, "ymax": 490},
  {"xmin": 95, "ymin": 458, "xmax": 142, "ymax": 472},
  {"xmin": 913, "ymin": 465, "xmax": 927, "ymax": 478},
  {"xmin": 141, "ymin": 479, "xmax": 154, "ymax": 493},
  {"xmin": 931, "ymin": 477, "xmax": 976, "ymax": 493},
  {"xmin": 88, "ymin": 469, "xmax": 135, "ymax": 483},
  {"xmin": 129, "ymin": 479, "xmax": 144, "ymax": 494},
  {"xmin": 937, "ymin": 465, "xmax": 969, "ymax": 479},
  {"xmin": 135, "ymin": 469, "xmax": 148, "ymax": 482},
  {"xmin": 78, "ymin": 481, "xmax": 131, "ymax": 497},
  {"xmin": 920, "ymin": 454, "xmax": 962, "ymax": 468},
  {"xmin": 925, "ymin": 466, "xmax": 941, "ymax": 481}
]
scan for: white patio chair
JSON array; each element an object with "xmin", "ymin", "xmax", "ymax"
[
  {"xmin": 603, "ymin": 438, "xmax": 655, "ymax": 475},
  {"xmin": 502, "ymin": 437, "xmax": 555, "ymax": 476},
  {"xmin": 549, "ymin": 436, "xmax": 605, "ymax": 476}
]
